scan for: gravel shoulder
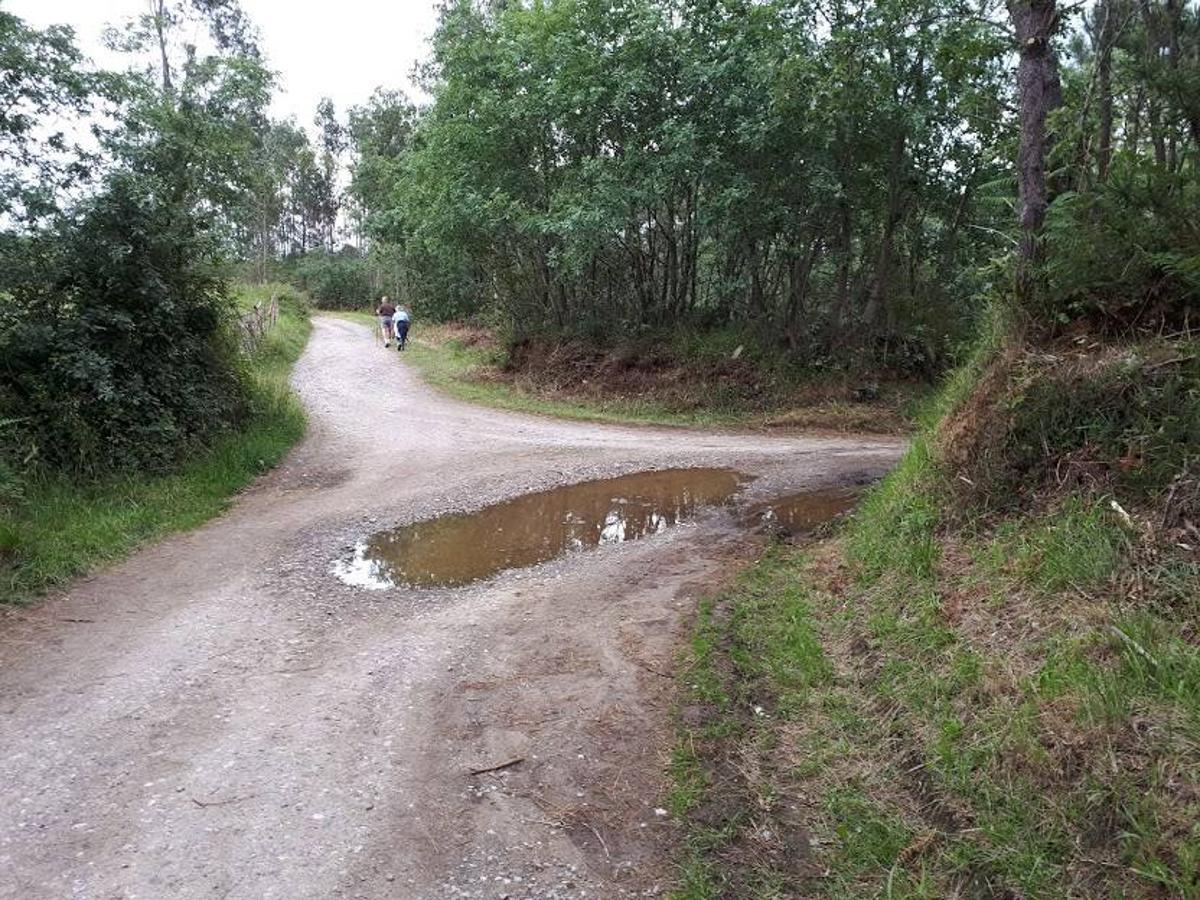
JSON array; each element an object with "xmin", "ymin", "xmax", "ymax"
[{"xmin": 0, "ymin": 316, "xmax": 902, "ymax": 899}]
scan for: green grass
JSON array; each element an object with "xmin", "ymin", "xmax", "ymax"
[
  {"xmin": 673, "ymin": 518, "xmax": 1199, "ymax": 897},
  {"xmin": 847, "ymin": 437, "xmax": 941, "ymax": 581},
  {"xmin": 669, "ymin": 545, "xmax": 940, "ymax": 899},
  {"xmin": 405, "ymin": 333, "xmax": 743, "ymax": 429},
  {"xmin": 0, "ymin": 286, "xmax": 311, "ymax": 603},
  {"xmin": 327, "ymin": 312, "xmax": 921, "ymax": 431},
  {"xmin": 982, "ymin": 495, "xmax": 1129, "ymax": 592},
  {"xmin": 669, "ymin": 328, "xmax": 1200, "ymax": 898}
]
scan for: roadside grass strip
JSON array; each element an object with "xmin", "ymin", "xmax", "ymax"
[
  {"xmin": 0, "ymin": 287, "xmax": 311, "ymax": 603},
  {"xmin": 672, "ymin": 523, "xmax": 1200, "ymax": 897},
  {"xmin": 403, "ymin": 326, "xmax": 743, "ymax": 428},
  {"xmin": 670, "ymin": 410, "xmax": 1200, "ymax": 896},
  {"xmin": 361, "ymin": 318, "xmax": 924, "ymax": 432}
]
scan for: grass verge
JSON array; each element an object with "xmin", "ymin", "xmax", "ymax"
[
  {"xmin": 0, "ymin": 284, "xmax": 311, "ymax": 603},
  {"xmin": 670, "ymin": 333, "xmax": 1200, "ymax": 898},
  {"xmin": 406, "ymin": 328, "xmax": 746, "ymax": 428},
  {"xmin": 331, "ymin": 313, "xmax": 743, "ymax": 426},
  {"xmin": 337, "ymin": 315, "xmax": 924, "ymax": 431}
]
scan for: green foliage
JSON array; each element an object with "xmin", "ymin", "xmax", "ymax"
[
  {"xmin": 1032, "ymin": 0, "xmax": 1200, "ymax": 328},
  {"xmin": 0, "ymin": 173, "xmax": 249, "ymax": 476},
  {"xmin": 348, "ymin": 88, "xmax": 417, "ymax": 226},
  {"xmin": 1042, "ymin": 160, "xmax": 1200, "ymax": 325},
  {"xmin": 294, "ymin": 250, "xmax": 375, "ymax": 309},
  {"xmin": 977, "ymin": 345, "xmax": 1200, "ymax": 502},
  {"xmin": 0, "ymin": 11, "xmax": 103, "ymax": 222},
  {"xmin": 364, "ymin": 0, "xmax": 1009, "ymax": 362},
  {"xmin": 0, "ymin": 288, "xmax": 309, "ymax": 603},
  {"xmin": 0, "ymin": 2, "xmax": 306, "ymax": 484}
]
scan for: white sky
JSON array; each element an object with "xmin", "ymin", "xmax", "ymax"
[{"xmin": 6, "ymin": 0, "xmax": 441, "ymax": 126}]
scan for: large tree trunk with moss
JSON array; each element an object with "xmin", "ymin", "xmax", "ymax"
[{"xmin": 1009, "ymin": 0, "xmax": 1062, "ymax": 309}]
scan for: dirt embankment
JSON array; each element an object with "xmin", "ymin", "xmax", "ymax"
[
  {"xmin": 0, "ymin": 316, "xmax": 901, "ymax": 900},
  {"xmin": 669, "ymin": 334, "xmax": 1200, "ymax": 898}
]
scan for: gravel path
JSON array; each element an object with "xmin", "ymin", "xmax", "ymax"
[{"xmin": 0, "ymin": 317, "xmax": 902, "ymax": 899}]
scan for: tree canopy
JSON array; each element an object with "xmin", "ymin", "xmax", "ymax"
[{"xmin": 1, "ymin": 0, "xmax": 1197, "ymax": 478}]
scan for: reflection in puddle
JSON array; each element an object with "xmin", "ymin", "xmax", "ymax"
[
  {"xmin": 754, "ymin": 486, "xmax": 861, "ymax": 535},
  {"xmin": 332, "ymin": 468, "xmax": 750, "ymax": 590}
]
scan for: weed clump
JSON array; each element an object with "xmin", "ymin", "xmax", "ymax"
[{"xmin": 940, "ymin": 340, "xmax": 1200, "ymax": 513}]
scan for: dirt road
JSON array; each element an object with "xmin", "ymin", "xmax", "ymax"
[{"xmin": 0, "ymin": 317, "xmax": 901, "ymax": 899}]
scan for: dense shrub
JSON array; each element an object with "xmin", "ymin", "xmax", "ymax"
[
  {"xmin": 0, "ymin": 174, "xmax": 249, "ymax": 476},
  {"xmin": 1042, "ymin": 160, "xmax": 1200, "ymax": 327},
  {"xmin": 941, "ymin": 340, "xmax": 1200, "ymax": 510},
  {"xmin": 293, "ymin": 251, "xmax": 374, "ymax": 309}
]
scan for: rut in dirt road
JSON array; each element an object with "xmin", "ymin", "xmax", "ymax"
[{"xmin": 0, "ymin": 317, "xmax": 902, "ymax": 900}]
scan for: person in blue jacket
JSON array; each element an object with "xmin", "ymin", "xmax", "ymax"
[{"xmin": 392, "ymin": 305, "xmax": 411, "ymax": 351}]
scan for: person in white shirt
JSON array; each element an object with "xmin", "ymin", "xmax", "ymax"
[{"xmin": 392, "ymin": 306, "xmax": 411, "ymax": 351}]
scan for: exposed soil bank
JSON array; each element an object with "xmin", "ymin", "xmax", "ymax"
[{"xmin": 0, "ymin": 316, "xmax": 901, "ymax": 899}]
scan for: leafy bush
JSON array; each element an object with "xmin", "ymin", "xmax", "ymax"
[
  {"xmin": 293, "ymin": 251, "xmax": 374, "ymax": 309},
  {"xmin": 0, "ymin": 173, "xmax": 249, "ymax": 477},
  {"xmin": 1042, "ymin": 159, "xmax": 1200, "ymax": 327},
  {"xmin": 956, "ymin": 345, "xmax": 1200, "ymax": 509}
]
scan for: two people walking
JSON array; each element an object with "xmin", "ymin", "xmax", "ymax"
[{"xmin": 376, "ymin": 296, "xmax": 410, "ymax": 350}]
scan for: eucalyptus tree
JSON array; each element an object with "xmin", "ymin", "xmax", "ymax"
[
  {"xmin": 0, "ymin": 11, "xmax": 104, "ymax": 222},
  {"xmin": 244, "ymin": 120, "xmax": 309, "ymax": 276},
  {"xmin": 312, "ymin": 98, "xmax": 345, "ymax": 250},
  {"xmin": 348, "ymin": 88, "xmax": 418, "ymax": 231},
  {"xmin": 104, "ymin": 0, "xmax": 261, "ymax": 99}
]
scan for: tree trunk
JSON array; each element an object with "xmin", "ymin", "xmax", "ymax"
[
  {"xmin": 828, "ymin": 202, "xmax": 853, "ymax": 347},
  {"xmin": 785, "ymin": 236, "xmax": 821, "ymax": 348},
  {"xmin": 864, "ymin": 131, "xmax": 908, "ymax": 335},
  {"xmin": 1009, "ymin": 0, "xmax": 1063, "ymax": 309},
  {"xmin": 1162, "ymin": 0, "xmax": 1200, "ymax": 155},
  {"xmin": 1128, "ymin": 87, "xmax": 1143, "ymax": 151},
  {"xmin": 1149, "ymin": 100, "xmax": 1168, "ymax": 165},
  {"xmin": 1095, "ymin": 0, "xmax": 1117, "ymax": 182},
  {"xmin": 1139, "ymin": 0, "xmax": 1169, "ymax": 165},
  {"xmin": 152, "ymin": 0, "xmax": 173, "ymax": 97}
]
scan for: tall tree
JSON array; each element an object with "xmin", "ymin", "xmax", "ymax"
[
  {"xmin": 1009, "ymin": 0, "xmax": 1063, "ymax": 309},
  {"xmin": 0, "ymin": 12, "xmax": 101, "ymax": 222},
  {"xmin": 313, "ymin": 97, "xmax": 345, "ymax": 250}
]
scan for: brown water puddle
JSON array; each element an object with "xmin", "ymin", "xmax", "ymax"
[
  {"xmin": 332, "ymin": 468, "xmax": 750, "ymax": 590},
  {"xmin": 752, "ymin": 485, "xmax": 862, "ymax": 535}
]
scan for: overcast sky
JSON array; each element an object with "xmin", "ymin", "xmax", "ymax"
[{"xmin": 6, "ymin": 0, "xmax": 442, "ymax": 126}]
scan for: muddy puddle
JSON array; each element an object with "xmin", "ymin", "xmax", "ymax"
[
  {"xmin": 332, "ymin": 468, "xmax": 750, "ymax": 590},
  {"xmin": 752, "ymin": 485, "xmax": 862, "ymax": 535}
]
